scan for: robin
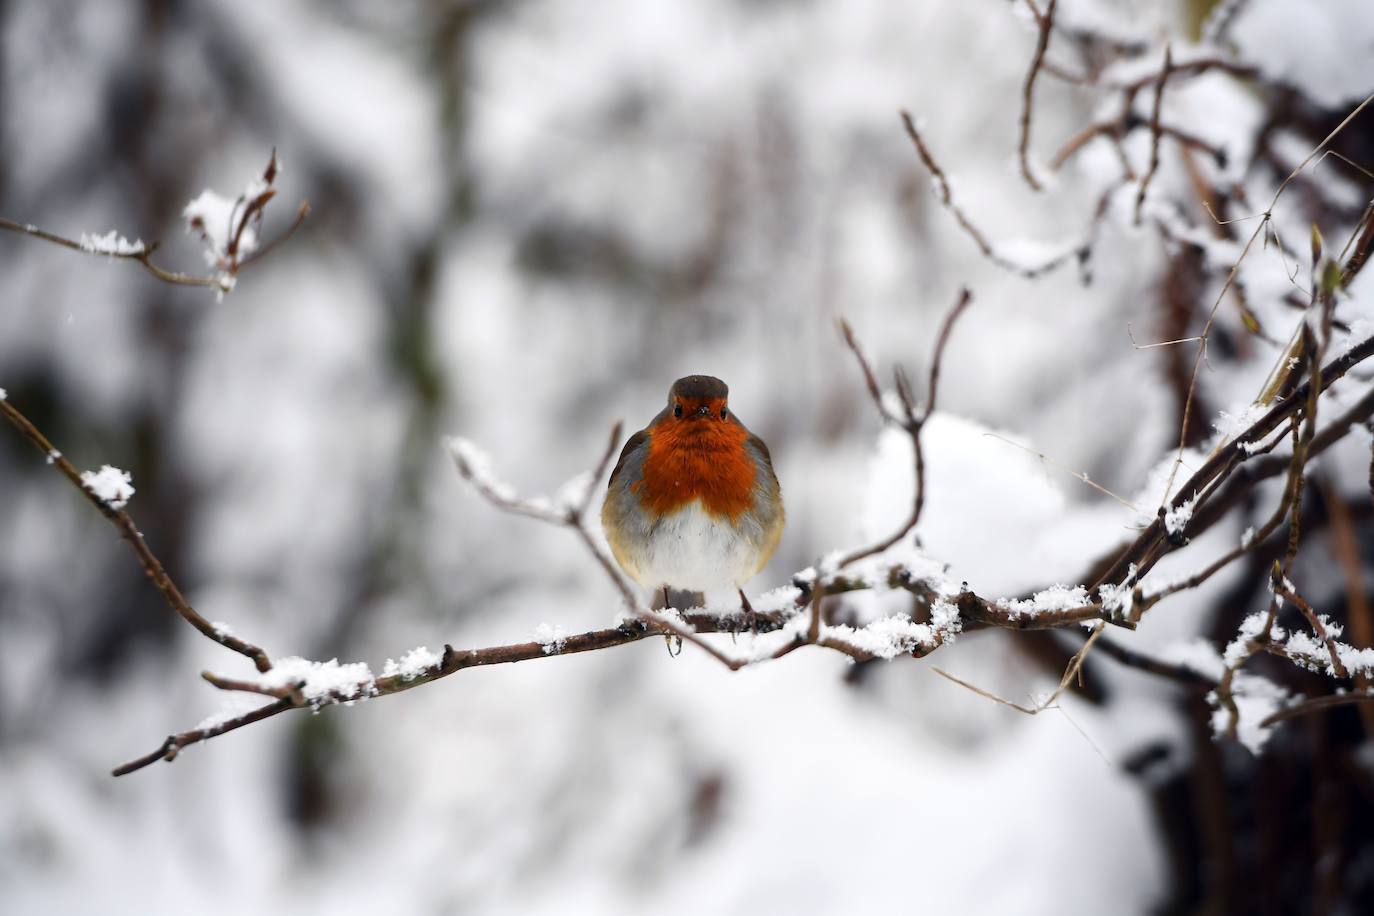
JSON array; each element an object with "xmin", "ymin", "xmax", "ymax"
[{"xmin": 602, "ymin": 375, "xmax": 784, "ymax": 620}]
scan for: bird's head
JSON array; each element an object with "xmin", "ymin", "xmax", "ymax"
[{"xmin": 666, "ymin": 375, "xmax": 731, "ymax": 425}]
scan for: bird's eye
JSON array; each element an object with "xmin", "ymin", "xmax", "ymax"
[
  {"xmin": 674, "ymin": 404, "xmax": 683, "ymax": 418},
  {"xmin": 720, "ymin": 407, "xmax": 728, "ymax": 419}
]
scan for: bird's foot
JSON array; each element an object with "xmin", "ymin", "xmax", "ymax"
[
  {"xmin": 616, "ymin": 618, "xmax": 649, "ymax": 638},
  {"xmin": 737, "ymin": 588, "xmax": 760, "ymax": 636}
]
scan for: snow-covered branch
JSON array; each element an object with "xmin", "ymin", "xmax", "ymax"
[
  {"xmin": 76, "ymin": 315, "xmax": 1374, "ymax": 775},
  {"xmin": 0, "ymin": 150, "xmax": 308, "ymax": 297}
]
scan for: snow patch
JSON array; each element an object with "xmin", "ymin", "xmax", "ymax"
[
  {"xmin": 996, "ymin": 584, "xmax": 1092, "ymax": 619},
  {"xmin": 80, "ymin": 464, "xmax": 135, "ymax": 510},
  {"xmin": 382, "ymin": 646, "xmax": 443, "ymax": 680},
  {"xmin": 260, "ymin": 656, "xmax": 376, "ymax": 706},
  {"xmin": 533, "ymin": 623, "xmax": 569, "ymax": 655},
  {"xmin": 79, "ymin": 229, "xmax": 146, "ymax": 256}
]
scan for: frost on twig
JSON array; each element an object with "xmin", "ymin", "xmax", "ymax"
[
  {"xmin": 79, "ymin": 464, "xmax": 135, "ymax": 511},
  {"xmin": 249, "ymin": 656, "xmax": 376, "ymax": 707},
  {"xmin": 79, "ymin": 230, "xmax": 147, "ymax": 256},
  {"xmin": 0, "ymin": 148, "xmax": 308, "ymax": 296},
  {"xmin": 381, "ymin": 646, "xmax": 445, "ymax": 681},
  {"xmin": 182, "ymin": 150, "xmax": 297, "ymax": 299}
]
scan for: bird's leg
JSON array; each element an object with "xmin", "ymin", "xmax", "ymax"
[
  {"xmin": 660, "ymin": 585, "xmax": 683, "ymax": 657},
  {"xmin": 738, "ymin": 588, "xmax": 759, "ymax": 635}
]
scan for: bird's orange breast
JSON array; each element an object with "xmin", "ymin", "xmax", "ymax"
[{"xmin": 634, "ymin": 420, "xmax": 757, "ymax": 522}]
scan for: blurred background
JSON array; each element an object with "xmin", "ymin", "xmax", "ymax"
[{"xmin": 1, "ymin": 0, "xmax": 1372, "ymax": 913}]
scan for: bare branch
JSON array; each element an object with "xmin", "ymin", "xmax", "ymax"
[
  {"xmin": 0, "ymin": 397, "xmax": 272, "ymax": 672},
  {"xmin": 835, "ymin": 287, "xmax": 972, "ymax": 569},
  {"xmin": 1277, "ymin": 583, "xmax": 1349, "ymax": 679},
  {"xmin": 899, "ymin": 112, "xmax": 1085, "ymax": 279},
  {"xmin": 1134, "ymin": 44, "xmax": 1172, "ymax": 225},
  {"xmin": 0, "ymin": 216, "xmax": 220, "ymax": 288},
  {"xmin": 1260, "ymin": 691, "xmax": 1374, "ymax": 728},
  {"xmin": 1, "ymin": 148, "xmax": 310, "ymax": 295},
  {"xmin": 1018, "ymin": 0, "xmax": 1056, "ymax": 191}
]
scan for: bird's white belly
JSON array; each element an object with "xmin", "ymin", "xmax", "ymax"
[{"xmin": 619, "ymin": 500, "xmax": 763, "ymax": 592}]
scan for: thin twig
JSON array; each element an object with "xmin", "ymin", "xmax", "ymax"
[
  {"xmin": 1134, "ymin": 45, "xmax": 1172, "ymax": 225},
  {"xmin": 1018, "ymin": 0, "xmax": 1057, "ymax": 191},
  {"xmin": 1260, "ymin": 691, "xmax": 1374, "ymax": 728},
  {"xmin": 0, "ymin": 216, "xmax": 219, "ymax": 288},
  {"xmin": 899, "ymin": 112, "xmax": 1085, "ymax": 279},
  {"xmin": 0, "ymin": 397, "xmax": 272, "ymax": 671},
  {"xmin": 835, "ymin": 288, "xmax": 972, "ymax": 568},
  {"xmin": 1276, "ymin": 584, "xmax": 1349, "ymax": 679}
]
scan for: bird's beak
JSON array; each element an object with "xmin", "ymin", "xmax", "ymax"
[{"xmin": 696, "ymin": 405, "xmax": 712, "ymax": 417}]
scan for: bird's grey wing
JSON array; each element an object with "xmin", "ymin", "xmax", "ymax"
[
  {"xmin": 607, "ymin": 427, "xmax": 650, "ymax": 491},
  {"xmin": 744, "ymin": 433, "xmax": 779, "ymax": 488}
]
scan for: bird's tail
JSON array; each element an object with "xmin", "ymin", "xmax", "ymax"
[{"xmin": 654, "ymin": 588, "xmax": 706, "ymax": 612}]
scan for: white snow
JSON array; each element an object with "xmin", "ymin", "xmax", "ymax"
[
  {"xmin": 194, "ymin": 694, "xmax": 264, "ymax": 733},
  {"xmin": 1097, "ymin": 564, "xmax": 1138, "ymax": 617},
  {"xmin": 996, "ymin": 584, "xmax": 1093, "ymax": 619},
  {"xmin": 1232, "ymin": 0, "xmax": 1374, "ymax": 107},
  {"xmin": 533, "ymin": 623, "xmax": 569, "ymax": 655},
  {"xmin": 1210, "ymin": 671, "xmax": 1293, "ymax": 755},
  {"xmin": 1132, "ymin": 448, "xmax": 1208, "ymax": 524},
  {"xmin": 819, "ymin": 604, "xmax": 960, "ymax": 660},
  {"xmin": 1342, "ymin": 318, "xmax": 1374, "ymax": 356},
  {"xmin": 1213, "ymin": 402, "xmax": 1267, "ymax": 441},
  {"xmin": 79, "ymin": 464, "xmax": 134, "ymax": 510},
  {"xmin": 183, "ymin": 189, "xmax": 257, "ymax": 266},
  {"xmin": 78, "ymin": 229, "xmax": 146, "ymax": 256},
  {"xmin": 1163, "ymin": 494, "xmax": 1196, "ymax": 537},
  {"xmin": 1223, "ymin": 610, "xmax": 1278, "ymax": 666},
  {"xmin": 259, "ymin": 656, "xmax": 376, "ymax": 706},
  {"xmin": 382, "ymin": 645, "xmax": 443, "ymax": 680},
  {"xmin": 1283, "ymin": 629, "xmax": 1374, "ymax": 678},
  {"xmin": 1163, "ymin": 638, "xmax": 1226, "ymax": 680},
  {"xmin": 7, "ymin": 1, "xmax": 1371, "ymax": 912},
  {"xmin": 525, "ymin": 470, "xmax": 594, "ymax": 516}
]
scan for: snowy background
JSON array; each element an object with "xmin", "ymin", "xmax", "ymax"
[{"xmin": 2, "ymin": 1, "xmax": 1372, "ymax": 913}]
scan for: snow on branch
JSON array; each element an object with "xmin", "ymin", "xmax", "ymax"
[
  {"xmin": 5, "ymin": 6, "xmax": 1374, "ymax": 779},
  {"xmin": 0, "ymin": 149, "xmax": 309, "ymax": 297},
  {"xmin": 80, "ymin": 464, "xmax": 135, "ymax": 511},
  {"xmin": 0, "ymin": 396, "xmax": 273, "ymax": 674},
  {"xmin": 3, "ymin": 284, "xmax": 1371, "ymax": 775}
]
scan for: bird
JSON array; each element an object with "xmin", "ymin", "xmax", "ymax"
[{"xmin": 602, "ymin": 375, "xmax": 784, "ymax": 625}]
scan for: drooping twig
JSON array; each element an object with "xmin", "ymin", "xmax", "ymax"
[
  {"xmin": 0, "ymin": 149, "xmax": 309, "ymax": 295},
  {"xmin": 932, "ymin": 622, "xmax": 1106, "ymax": 716},
  {"xmin": 0, "ymin": 397, "xmax": 273, "ymax": 672},
  {"xmin": 1134, "ymin": 44, "xmax": 1172, "ymax": 225},
  {"xmin": 1018, "ymin": 0, "xmax": 1057, "ymax": 191},
  {"xmin": 112, "ymin": 698, "xmax": 293, "ymax": 776},
  {"xmin": 0, "ymin": 216, "xmax": 220, "ymax": 288},
  {"xmin": 899, "ymin": 112, "xmax": 1085, "ymax": 279},
  {"xmin": 835, "ymin": 287, "xmax": 972, "ymax": 568},
  {"xmin": 1276, "ymin": 583, "xmax": 1349, "ymax": 679}
]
